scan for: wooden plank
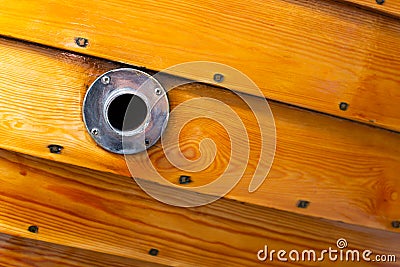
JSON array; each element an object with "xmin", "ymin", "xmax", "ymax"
[
  {"xmin": 0, "ymin": 0, "xmax": 399, "ymax": 131},
  {"xmin": 0, "ymin": 233, "xmax": 165, "ymax": 267},
  {"xmin": 0, "ymin": 149, "xmax": 399, "ymax": 266},
  {"xmin": 342, "ymin": 0, "xmax": 400, "ymax": 18},
  {"xmin": 0, "ymin": 37, "xmax": 399, "ymax": 231}
]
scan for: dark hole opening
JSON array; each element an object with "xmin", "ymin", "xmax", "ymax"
[{"xmin": 107, "ymin": 94, "xmax": 148, "ymax": 132}]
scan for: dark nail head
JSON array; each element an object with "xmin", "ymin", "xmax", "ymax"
[
  {"xmin": 297, "ymin": 200, "xmax": 310, "ymax": 209},
  {"xmin": 28, "ymin": 225, "xmax": 39, "ymax": 234},
  {"xmin": 339, "ymin": 102, "xmax": 349, "ymax": 111},
  {"xmin": 179, "ymin": 175, "xmax": 192, "ymax": 184},
  {"xmin": 75, "ymin": 37, "xmax": 89, "ymax": 48},
  {"xmin": 149, "ymin": 248, "xmax": 159, "ymax": 256},
  {"xmin": 48, "ymin": 144, "xmax": 63, "ymax": 154}
]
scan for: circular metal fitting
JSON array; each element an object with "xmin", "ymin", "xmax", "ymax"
[{"xmin": 83, "ymin": 68, "xmax": 169, "ymax": 154}]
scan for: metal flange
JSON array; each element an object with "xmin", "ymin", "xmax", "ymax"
[{"xmin": 82, "ymin": 68, "xmax": 169, "ymax": 154}]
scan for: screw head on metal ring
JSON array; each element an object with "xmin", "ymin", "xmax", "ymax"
[{"xmin": 101, "ymin": 76, "xmax": 110, "ymax": 85}]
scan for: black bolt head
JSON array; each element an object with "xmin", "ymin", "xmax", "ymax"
[
  {"xmin": 179, "ymin": 175, "xmax": 192, "ymax": 185},
  {"xmin": 48, "ymin": 144, "xmax": 63, "ymax": 154},
  {"xmin": 339, "ymin": 102, "xmax": 349, "ymax": 111},
  {"xmin": 75, "ymin": 37, "xmax": 89, "ymax": 48},
  {"xmin": 376, "ymin": 0, "xmax": 385, "ymax": 5},
  {"xmin": 297, "ymin": 200, "xmax": 310, "ymax": 209},
  {"xmin": 392, "ymin": 221, "xmax": 400, "ymax": 229},
  {"xmin": 149, "ymin": 248, "xmax": 159, "ymax": 256},
  {"xmin": 28, "ymin": 225, "xmax": 39, "ymax": 233}
]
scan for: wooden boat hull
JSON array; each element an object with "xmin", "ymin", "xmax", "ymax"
[{"xmin": 0, "ymin": 0, "xmax": 399, "ymax": 266}]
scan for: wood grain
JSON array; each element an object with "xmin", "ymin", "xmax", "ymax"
[
  {"xmin": 0, "ymin": 0, "xmax": 399, "ymax": 131},
  {"xmin": 0, "ymin": 233, "xmax": 165, "ymax": 267},
  {"xmin": 0, "ymin": 37, "xmax": 399, "ymax": 231},
  {"xmin": 342, "ymin": 0, "xmax": 400, "ymax": 17},
  {"xmin": 0, "ymin": 149, "xmax": 399, "ymax": 266}
]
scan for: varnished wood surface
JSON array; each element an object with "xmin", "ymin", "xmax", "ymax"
[
  {"xmin": 0, "ymin": 233, "xmax": 165, "ymax": 267},
  {"xmin": 0, "ymin": 37, "xmax": 399, "ymax": 231},
  {"xmin": 0, "ymin": 149, "xmax": 399, "ymax": 266},
  {"xmin": 343, "ymin": 0, "xmax": 400, "ymax": 17},
  {"xmin": 0, "ymin": 0, "xmax": 399, "ymax": 131}
]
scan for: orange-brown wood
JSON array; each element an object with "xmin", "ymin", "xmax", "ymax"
[
  {"xmin": 0, "ymin": 0, "xmax": 399, "ymax": 131},
  {"xmin": 0, "ymin": 149, "xmax": 399, "ymax": 266},
  {"xmin": 342, "ymin": 0, "xmax": 400, "ymax": 17},
  {"xmin": 0, "ymin": 37, "xmax": 399, "ymax": 232},
  {"xmin": 0, "ymin": 233, "xmax": 165, "ymax": 267}
]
